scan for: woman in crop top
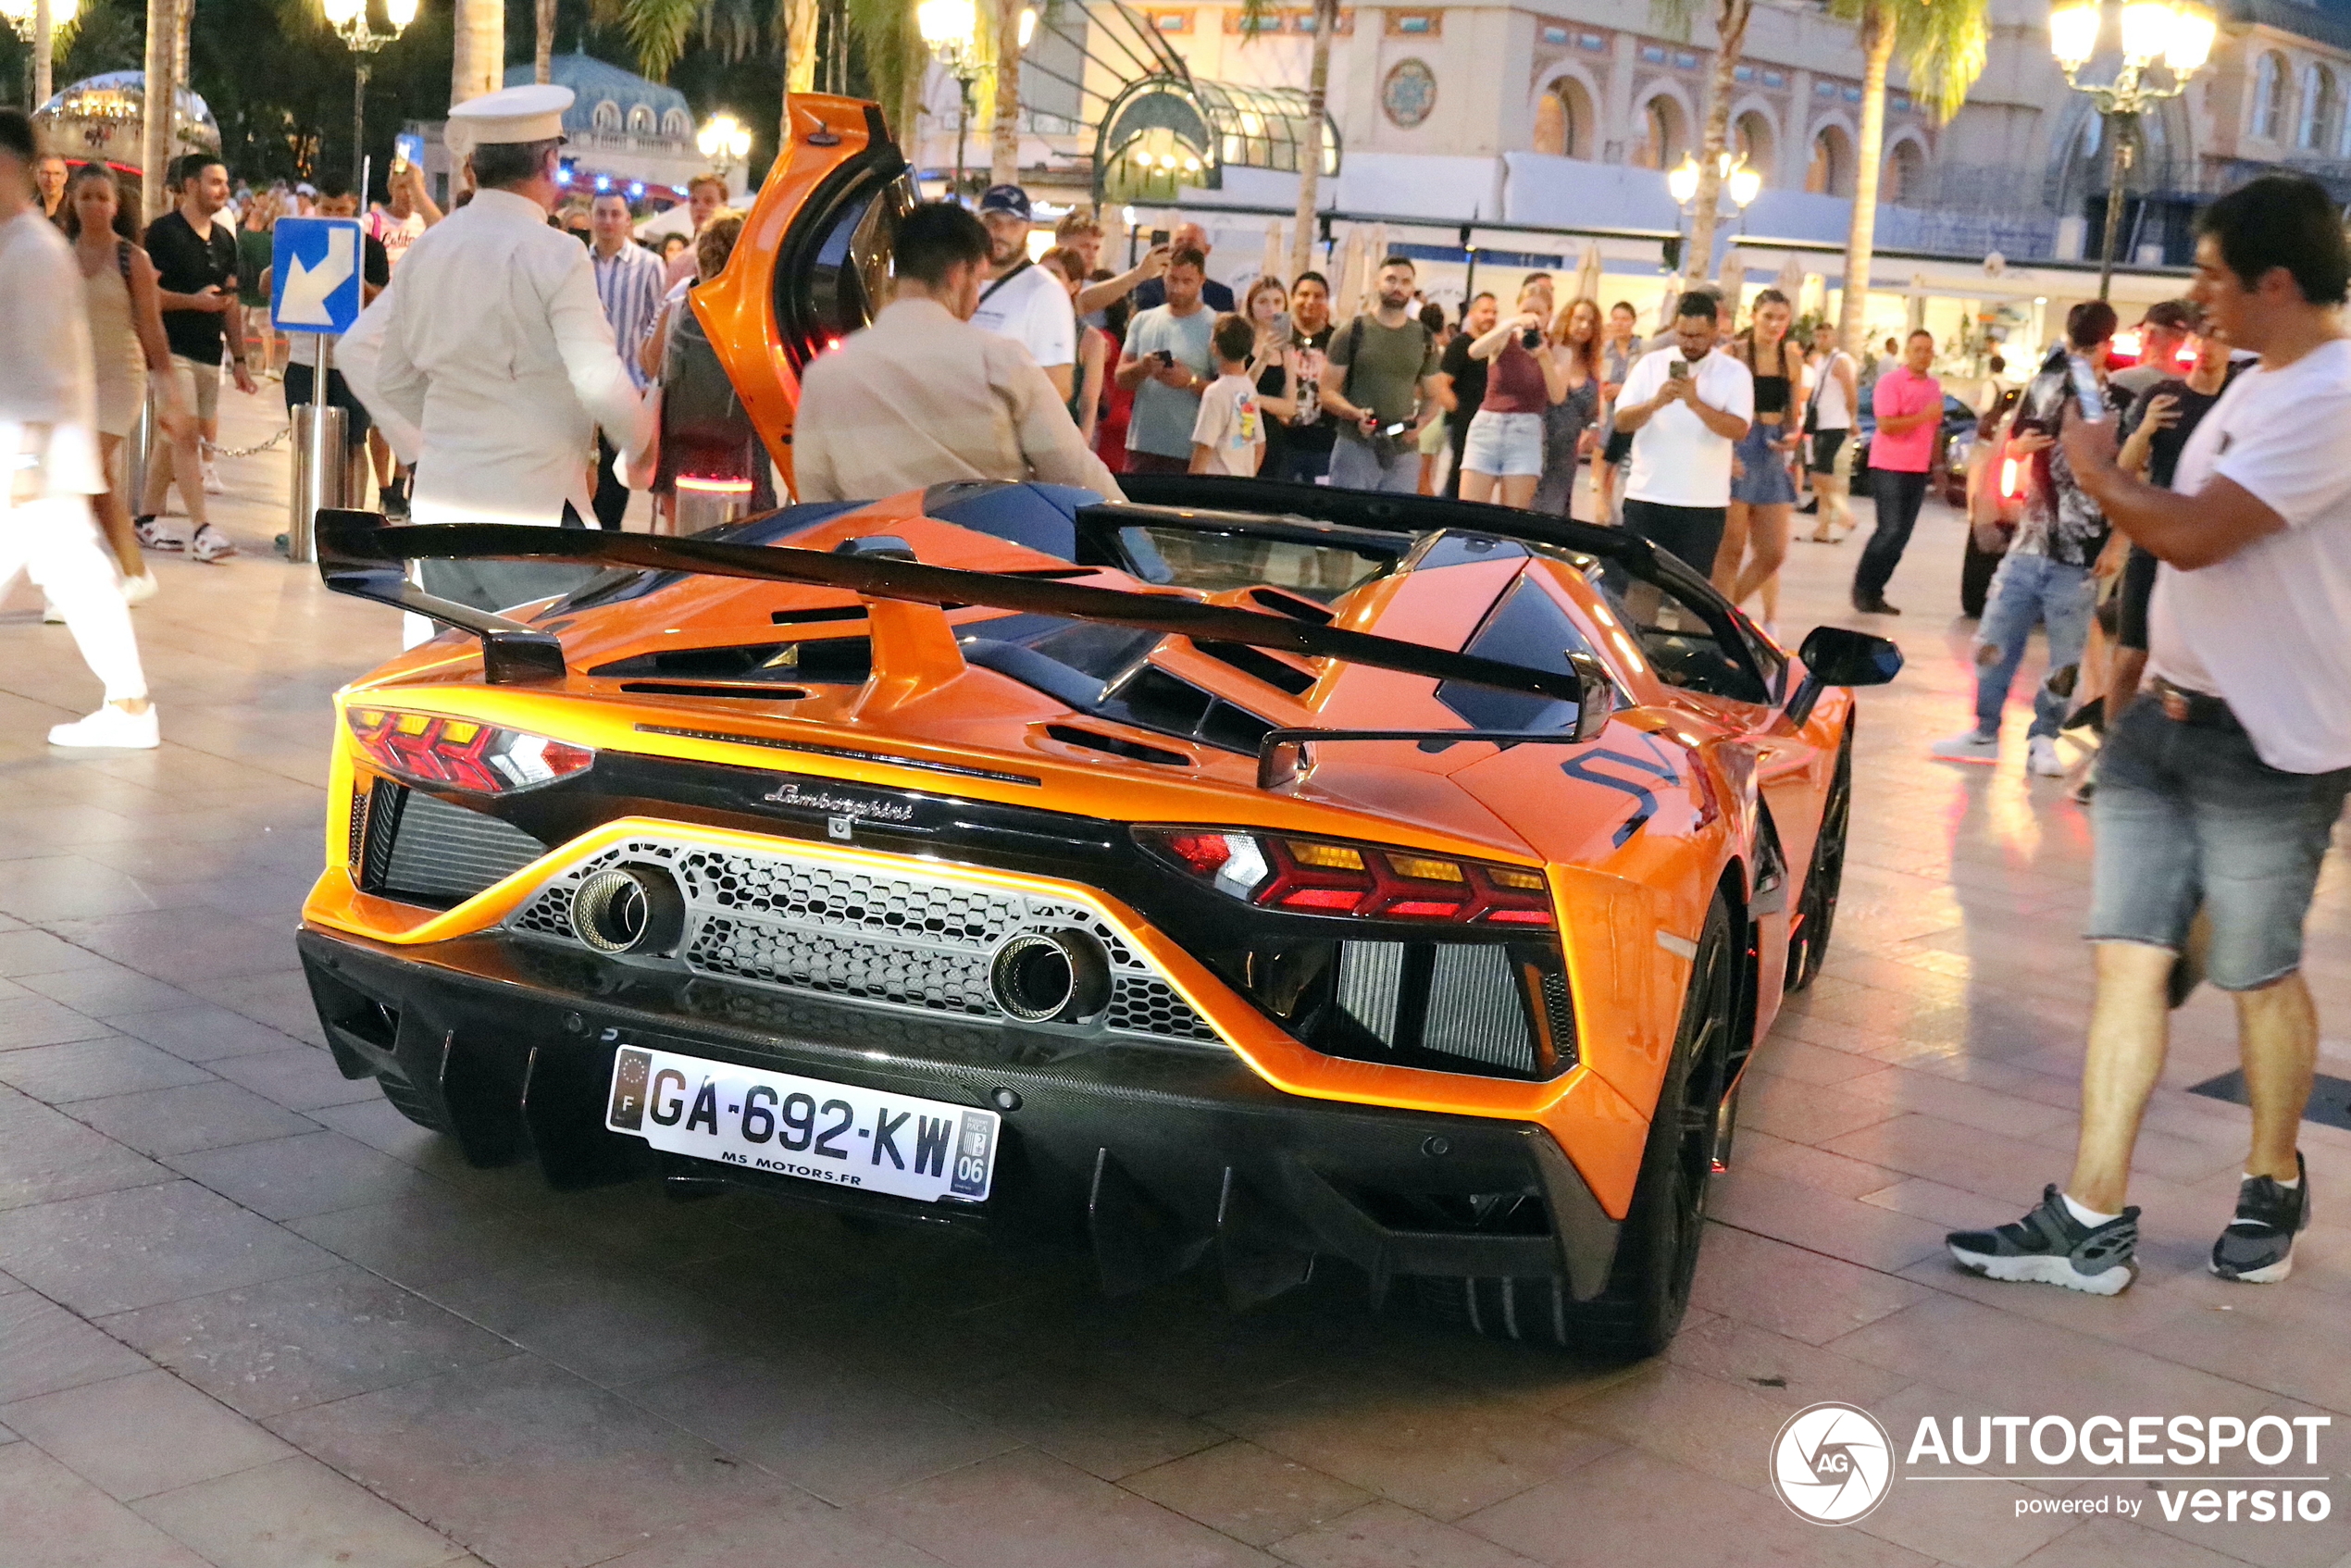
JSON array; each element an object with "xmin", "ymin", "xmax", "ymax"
[
  {"xmin": 1719, "ymin": 288, "xmax": 1805, "ymax": 635},
  {"xmin": 1455, "ymin": 279, "xmax": 1570, "ymax": 508}
]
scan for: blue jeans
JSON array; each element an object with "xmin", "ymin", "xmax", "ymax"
[
  {"xmin": 1972, "ymin": 551, "xmax": 2096, "ymax": 740},
  {"xmin": 1855, "ymin": 467, "xmax": 1929, "ymax": 602},
  {"xmin": 1328, "ymin": 435, "xmax": 1421, "ymax": 492}
]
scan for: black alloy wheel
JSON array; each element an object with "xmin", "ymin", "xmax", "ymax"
[
  {"xmin": 1786, "ymin": 724, "xmax": 1852, "ymax": 993},
  {"xmin": 1408, "ymin": 891, "xmax": 1739, "ymax": 1359}
]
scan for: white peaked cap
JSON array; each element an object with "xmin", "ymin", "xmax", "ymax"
[{"xmin": 445, "ymin": 83, "xmax": 573, "ymax": 155}]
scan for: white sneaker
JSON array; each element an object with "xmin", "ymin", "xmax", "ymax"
[
  {"xmin": 1931, "ymin": 729, "xmax": 1999, "ymax": 762},
  {"xmin": 2027, "ymin": 735, "xmax": 2066, "ymax": 777},
  {"xmin": 135, "ymin": 516, "xmax": 185, "ymax": 553},
  {"xmin": 48, "ymin": 703, "xmax": 159, "ymax": 750},
  {"xmin": 41, "ymin": 599, "xmax": 64, "ymax": 624},
  {"xmin": 121, "ymin": 571, "xmax": 158, "ymax": 607},
  {"xmin": 201, "ymin": 459, "xmax": 225, "ymax": 494},
  {"xmin": 191, "ymin": 524, "xmax": 238, "ymax": 564}
]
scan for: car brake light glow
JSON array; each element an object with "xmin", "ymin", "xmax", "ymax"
[
  {"xmin": 346, "ymin": 707, "xmax": 593, "ymax": 794},
  {"xmin": 1137, "ymin": 827, "xmax": 1553, "ymax": 927}
]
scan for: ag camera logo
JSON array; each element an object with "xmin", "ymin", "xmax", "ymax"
[{"xmin": 1771, "ymin": 1402, "xmax": 1895, "ymax": 1524}]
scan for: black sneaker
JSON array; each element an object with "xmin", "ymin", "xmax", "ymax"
[
  {"xmin": 1852, "ymin": 594, "xmax": 1902, "ymax": 616},
  {"xmin": 2211, "ymin": 1153, "xmax": 2308, "ymax": 1284},
  {"xmin": 1947, "ymin": 1185, "xmax": 2139, "ymax": 1296}
]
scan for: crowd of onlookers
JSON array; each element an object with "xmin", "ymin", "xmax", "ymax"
[{"xmin": 29, "ymin": 144, "xmax": 765, "ymax": 549}]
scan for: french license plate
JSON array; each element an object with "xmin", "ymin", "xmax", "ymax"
[{"xmin": 605, "ymin": 1045, "xmax": 998, "ymax": 1203}]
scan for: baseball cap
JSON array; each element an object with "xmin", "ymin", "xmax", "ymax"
[
  {"xmin": 2139, "ymin": 299, "xmax": 2194, "ymax": 331},
  {"xmin": 976, "ymin": 183, "xmax": 1031, "ymax": 219}
]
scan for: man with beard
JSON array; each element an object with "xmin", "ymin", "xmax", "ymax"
[
  {"xmin": 1319, "ymin": 255, "xmax": 1444, "ymax": 492},
  {"xmin": 968, "ymin": 184, "xmax": 1076, "ymax": 404}
]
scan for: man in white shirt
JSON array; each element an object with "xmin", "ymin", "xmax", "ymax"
[
  {"xmin": 1947, "ymin": 174, "xmax": 2351, "ymax": 1297},
  {"xmin": 0, "ymin": 110, "xmax": 156, "ymax": 749},
  {"xmin": 968, "ymin": 184, "xmax": 1075, "ymax": 404},
  {"xmin": 367, "ymin": 83, "xmax": 652, "ymax": 625},
  {"xmin": 795, "ymin": 203, "xmax": 1121, "ymax": 504},
  {"xmin": 1611, "ymin": 292, "xmax": 1754, "ymax": 579},
  {"xmin": 586, "ymin": 189, "xmax": 665, "ymax": 530}
]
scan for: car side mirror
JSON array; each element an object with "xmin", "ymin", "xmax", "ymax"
[
  {"xmin": 1786, "ymin": 626, "xmax": 1902, "ymax": 726},
  {"xmin": 1568, "ymin": 651, "xmax": 1617, "ymax": 743}
]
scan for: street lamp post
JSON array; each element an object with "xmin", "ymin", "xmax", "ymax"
[
  {"xmin": 1665, "ymin": 150, "xmax": 1762, "ymax": 274},
  {"xmin": 916, "ymin": 0, "xmax": 981, "ymax": 200},
  {"xmin": 697, "ymin": 111, "xmax": 753, "ymax": 187},
  {"xmin": 2048, "ymin": 0, "xmax": 2215, "ymax": 300},
  {"xmin": 1, "ymin": 0, "xmax": 78, "ymax": 106},
  {"xmin": 321, "ymin": 0, "xmax": 417, "ymax": 194}
]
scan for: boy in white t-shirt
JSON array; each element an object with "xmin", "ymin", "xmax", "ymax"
[{"xmin": 1189, "ymin": 313, "xmax": 1264, "ymax": 477}]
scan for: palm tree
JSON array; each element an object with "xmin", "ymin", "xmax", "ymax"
[
  {"xmin": 536, "ymin": 0, "xmax": 557, "ymax": 82},
  {"xmin": 988, "ymin": 0, "xmax": 1022, "ymax": 185},
  {"xmin": 1233, "ymin": 0, "xmax": 1335, "ymax": 286},
  {"xmin": 1673, "ymin": 0, "xmax": 1757, "ymax": 286},
  {"xmin": 452, "ymin": 0, "xmax": 504, "ymax": 106},
  {"xmin": 1829, "ymin": 0, "xmax": 1988, "ymax": 353}
]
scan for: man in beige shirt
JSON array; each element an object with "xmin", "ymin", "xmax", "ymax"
[{"xmin": 794, "ymin": 202, "xmax": 1124, "ymax": 504}]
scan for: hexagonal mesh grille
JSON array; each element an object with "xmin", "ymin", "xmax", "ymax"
[{"xmin": 507, "ymin": 838, "xmax": 1218, "ymax": 1045}]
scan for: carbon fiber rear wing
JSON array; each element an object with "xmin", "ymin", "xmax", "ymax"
[{"xmin": 314, "ymin": 511, "xmax": 1607, "ymax": 716}]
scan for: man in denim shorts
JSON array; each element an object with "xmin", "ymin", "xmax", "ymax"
[{"xmin": 1946, "ymin": 173, "xmax": 2351, "ymax": 1295}]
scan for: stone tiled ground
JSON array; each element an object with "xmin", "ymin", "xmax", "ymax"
[{"xmin": 1, "ymin": 395, "xmax": 2346, "ymax": 1567}]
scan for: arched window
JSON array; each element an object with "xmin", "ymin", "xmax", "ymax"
[
  {"xmin": 2254, "ymin": 52, "xmax": 2286, "ymax": 140},
  {"xmin": 2299, "ymin": 64, "xmax": 2334, "ymax": 150},
  {"xmin": 591, "ymin": 99, "xmax": 621, "ymax": 133},
  {"xmin": 1734, "ymin": 109, "xmax": 1774, "ymax": 174},
  {"xmin": 1806, "ymin": 124, "xmax": 1853, "ymax": 196},
  {"xmin": 1633, "ymin": 93, "xmax": 1686, "ymax": 170},
  {"xmin": 663, "ymin": 107, "xmax": 692, "ymax": 140},
  {"xmin": 627, "ymin": 104, "xmax": 656, "ymax": 136},
  {"xmin": 1883, "ymin": 139, "xmax": 1925, "ymax": 205},
  {"xmin": 1532, "ymin": 75, "xmax": 1596, "ymax": 157}
]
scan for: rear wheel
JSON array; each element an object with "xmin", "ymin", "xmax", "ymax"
[
  {"xmin": 1786, "ymin": 726, "xmax": 1851, "ymax": 992},
  {"xmin": 1410, "ymin": 894, "xmax": 1738, "ymax": 1359},
  {"xmin": 1960, "ymin": 530, "xmax": 2003, "ymax": 618}
]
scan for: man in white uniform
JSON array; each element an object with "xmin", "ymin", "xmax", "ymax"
[{"xmin": 367, "ymin": 83, "xmax": 651, "ymax": 623}]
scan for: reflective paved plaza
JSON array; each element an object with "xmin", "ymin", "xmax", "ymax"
[{"xmin": 2, "ymin": 397, "xmax": 2348, "ymax": 1568}]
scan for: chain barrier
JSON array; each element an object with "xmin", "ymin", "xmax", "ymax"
[{"xmin": 202, "ymin": 427, "xmax": 294, "ymax": 462}]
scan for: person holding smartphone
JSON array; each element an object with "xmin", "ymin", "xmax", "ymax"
[
  {"xmin": 1113, "ymin": 246, "xmax": 1218, "ymax": 474},
  {"xmin": 1610, "ymin": 292, "xmax": 1753, "ymax": 578}
]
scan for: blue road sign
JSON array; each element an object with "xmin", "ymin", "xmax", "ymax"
[{"xmin": 270, "ymin": 217, "xmax": 364, "ymax": 335}]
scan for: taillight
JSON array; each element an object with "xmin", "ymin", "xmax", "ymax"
[
  {"xmin": 1999, "ymin": 454, "xmax": 2022, "ymax": 500},
  {"xmin": 345, "ymin": 707, "xmax": 593, "ymax": 794},
  {"xmin": 1138, "ymin": 828, "xmax": 1553, "ymax": 928}
]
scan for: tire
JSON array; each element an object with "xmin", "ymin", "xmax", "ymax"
[
  {"xmin": 1786, "ymin": 725, "xmax": 1852, "ymax": 992},
  {"xmin": 377, "ymin": 1073, "xmax": 453, "ymax": 1133},
  {"xmin": 1960, "ymin": 530, "xmax": 2004, "ymax": 618},
  {"xmin": 1410, "ymin": 894, "xmax": 1738, "ymax": 1359}
]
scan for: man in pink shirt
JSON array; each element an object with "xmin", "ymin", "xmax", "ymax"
[{"xmin": 1853, "ymin": 329, "xmax": 1943, "ymax": 614}]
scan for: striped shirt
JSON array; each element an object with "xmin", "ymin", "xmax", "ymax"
[{"xmin": 591, "ymin": 240, "xmax": 666, "ymax": 392}]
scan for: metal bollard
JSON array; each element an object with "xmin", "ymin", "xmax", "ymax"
[
  {"xmin": 288, "ymin": 403, "xmax": 346, "ymax": 564},
  {"xmin": 672, "ymin": 474, "xmax": 755, "ymax": 536},
  {"xmin": 285, "ymin": 334, "xmax": 343, "ymax": 565}
]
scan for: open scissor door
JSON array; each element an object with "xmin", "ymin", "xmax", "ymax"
[{"xmin": 690, "ymin": 96, "xmax": 917, "ymax": 493}]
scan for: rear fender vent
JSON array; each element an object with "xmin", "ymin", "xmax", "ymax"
[
  {"xmin": 1043, "ymin": 725, "xmax": 1193, "ymax": 766},
  {"xmin": 358, "ymin": 782, "xmax": 551, "ymax": 908},
  {"xmin": 590, "ymin": 637, "xmax": 872, "ymax": 685}
]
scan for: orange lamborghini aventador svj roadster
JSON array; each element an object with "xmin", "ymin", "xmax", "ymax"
[{"xmin": 296, "ymin": 97, "xmax": 1899, "ymax": 1357}]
